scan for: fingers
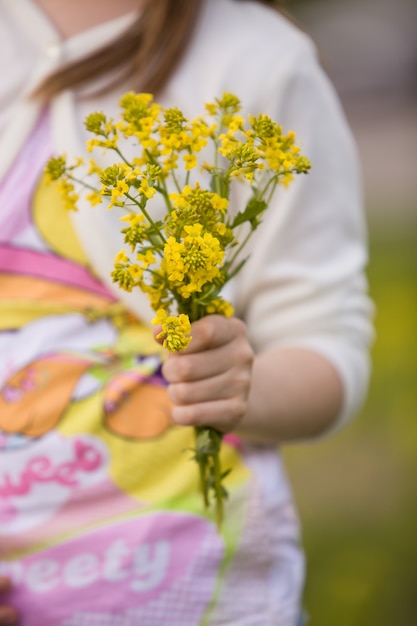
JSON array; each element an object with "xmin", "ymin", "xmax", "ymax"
[
  {"xmin": 0, "ymin": 578, "xmax": 18, "ymax": 626},
  {"xmin": 168, "ymin": 366, "xmax": 251, "ymax": 432},
  {"xmin": 171, "ymin": 397, "xmax": 249, "ymax": 433},
  {"xmin": 161, "ymin": 315, "xmax": 254, "ymax": 432},
  {"xmin": 162, "ymin": 316, "xmax": 252, "ymax": 383},
  {"xmin": 182, "ymin": 315, "xmax": 244, "ymax": 354},
  {"xmin": 168, "ymin": 367, "xmax": 249, "ymax": 405}
]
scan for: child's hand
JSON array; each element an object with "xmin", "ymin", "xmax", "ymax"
[
  {"xmin": 0, "ymin": 578, "xmax": 18, "ymax": 625},
  {"xmin": 158, "ymin": 315, "xmax": 254, "ymax": 433}
]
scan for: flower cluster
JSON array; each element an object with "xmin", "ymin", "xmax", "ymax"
[{"xmin": 45, "ymin": 92, "xmax": 310, "ymax": 526}]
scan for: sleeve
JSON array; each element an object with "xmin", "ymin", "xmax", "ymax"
[{"xmin": 232, "ymin": 43, "xmax": 375, "ymax": 432}]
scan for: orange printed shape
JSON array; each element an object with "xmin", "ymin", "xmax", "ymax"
[
  {"xmin": 0, "ymin": 274, "xmax": 113, "ymax": 310},
  {"xmin": 0, "ymin": 274, "xmax": 115, "ymax": 330},
  {"xmin": 0, "ymin": 355, "xmax": 91, "ymax": 437},
  {"xmin": 105, "ymin": 382, "xmax": 174, "ymax": 440}
]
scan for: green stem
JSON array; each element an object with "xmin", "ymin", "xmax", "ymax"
[
  {"xmin": 170, "ymin": 167, "xmax": 182, "ymax": 193},
  {"xmin": 213, "ymin": 451, "xmax": 224, "ymax": 530},
  {"xmin": 199, "ymin": 461, "xmax": 210, "ymax": 509},
  {"xmin": 222, "ymin": 227, "xmax": 253, "ymax": 277},
  {"xmin": 265, "ymin": 177, "xmax": 279, "ymax": 205},
  {"xmin": 113, "ymin": 146, "xmax": 132, "ymax": 167},
  {"xmin": 67, "ymin": 174, "xmax": 98, "ymax": 194},
  {"xmin": 190, "ymin": 297, "xmax": 200, "ymax": 323}
]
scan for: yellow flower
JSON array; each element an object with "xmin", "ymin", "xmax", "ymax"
[
  {"xmin": 119, "ymin": 92, "xmax": 161, "ymax": 138},
  {"xmin": 183, "ymin": 223, "xmax": 203, "ymax": 238},
  {"xmin": 86, "ymin": 138, "xmax": 102, "ymax": 153},
  {"xmin": 121, "ymin": 213, "xmax": 147, "ymax": 251},
  {"xmin": 282, "ymin": 172, "xmax": 294, "ymax": 187},
  {"xmin": 211, "ymin": 194, "xmax": 228, "ymax": 212},
  {"xmin": 120, "ymin": 212, "xmax": 145, "ymax": 226},
  {"xmin": 86, "ymin": 190, "xmax": 102, "ymax": 206},
  {"xmin": 218, "ymin": 135, "xmax": 237, "ymax": 159},
  {"xmin": 183, "ymin": 154, "xmax": 198, "ymax": 171},
  {"xmin": 225, "ymin": 115, "xmax": 245, "ymax": 132},
  {"xmin": 104, "ymin": 137, "xmax": 119, "ymax": 150},
  {"xmin": 169, "ymin": 185, "xmax": 192, "ymax": 208},
  {"xmin": 88, "ymin": 159, "xmax": 103, "ymax": 176},
  {"xmin": 57, "ymin": 179, "xmax": 79, "ymax": 211},
  {"xmin": 164, "ymin": 237, "xmax": 185, "ymax": 282},
  {"xmin": 162, "ymin": 154, "xmax": 179, "ymax": 173},
  {"xmin": 128, "ymin": 264, "xmax": 143, "ymax": 281},
  {"xmin": 84, "ymin": 111, "xmax": 108, "ymax": 135},
  {"xmin": 140, "ymin": 267, "xmax": 170, "ymax": 312},
  {"xmin": 164, "ymin": 225, "xmax": 224, "ymax": 297},
  {"xmin": 113, "ymin": 180, "xmax": 129, "ymax": 197},
  {"xmin": 111, "ymin": 252, "xmax": 136, "ymax": 292},
  {"xmin": 45, "ymin": 155, "xmax": 67, "ymax": 181},
  {"xmin": 115, "ymin": 250, "xmax": 129, "ymax": 263},
  {"xmin": 136, "ymin": 249, "xmax": 156, "ymax": 269},
  {"xmin": 152, "ymin": 309, "xmax": 192, "ymax": 353},
  {"xmin": 204, "ymin": 102, "xmax": 218, "ymax": 116},
  {"xmin": 205, "ymin": 298, "xmax": 234, "ymax": 317},
  {"xmin": 138, "ymin": 178, "xmax": 156, "ymax": 199}
]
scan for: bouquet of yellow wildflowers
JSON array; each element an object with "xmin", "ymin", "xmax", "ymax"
[{"xmin": 46, "ymin": 92, "xmax": 310, "ymax": 527}]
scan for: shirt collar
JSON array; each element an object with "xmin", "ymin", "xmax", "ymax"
[{"xmin": 4, "ymin": 0, "xmax": 138, "ymax": 67}]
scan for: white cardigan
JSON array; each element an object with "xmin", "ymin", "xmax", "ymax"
[{"xmin": 0, "ymin": 0, "xmax": 374, "ymax": 430}]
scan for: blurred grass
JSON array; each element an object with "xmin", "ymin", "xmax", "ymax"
[{"xmin": 284, "ymin": 217, "xmax": 417, "ymax": 626}]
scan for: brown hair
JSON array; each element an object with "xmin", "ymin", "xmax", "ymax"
[{"xmin": 34, "ymin": 0, "xmax": 288, "ymax": 100}]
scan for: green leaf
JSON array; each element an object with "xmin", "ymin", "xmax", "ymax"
[
  {"xmin": 232, "ymin": 197, "xmax": 267, "ymax": 229},
  {"xmin": 195, "ymin": 284, "xmax": 221, "ymax": 306}
]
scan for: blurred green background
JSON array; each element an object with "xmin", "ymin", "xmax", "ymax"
[
  {"xmin": 285, "ymin": 221, "xmax": 417, "ymax": 625},
  {"xmin": 282, "ymin": 0, "xmax": 417, "ymax": 624}
]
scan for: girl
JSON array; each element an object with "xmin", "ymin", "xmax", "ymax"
[{"xmin": 0, "ymin": 1, "xmax": 373, "ymax": 624}]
